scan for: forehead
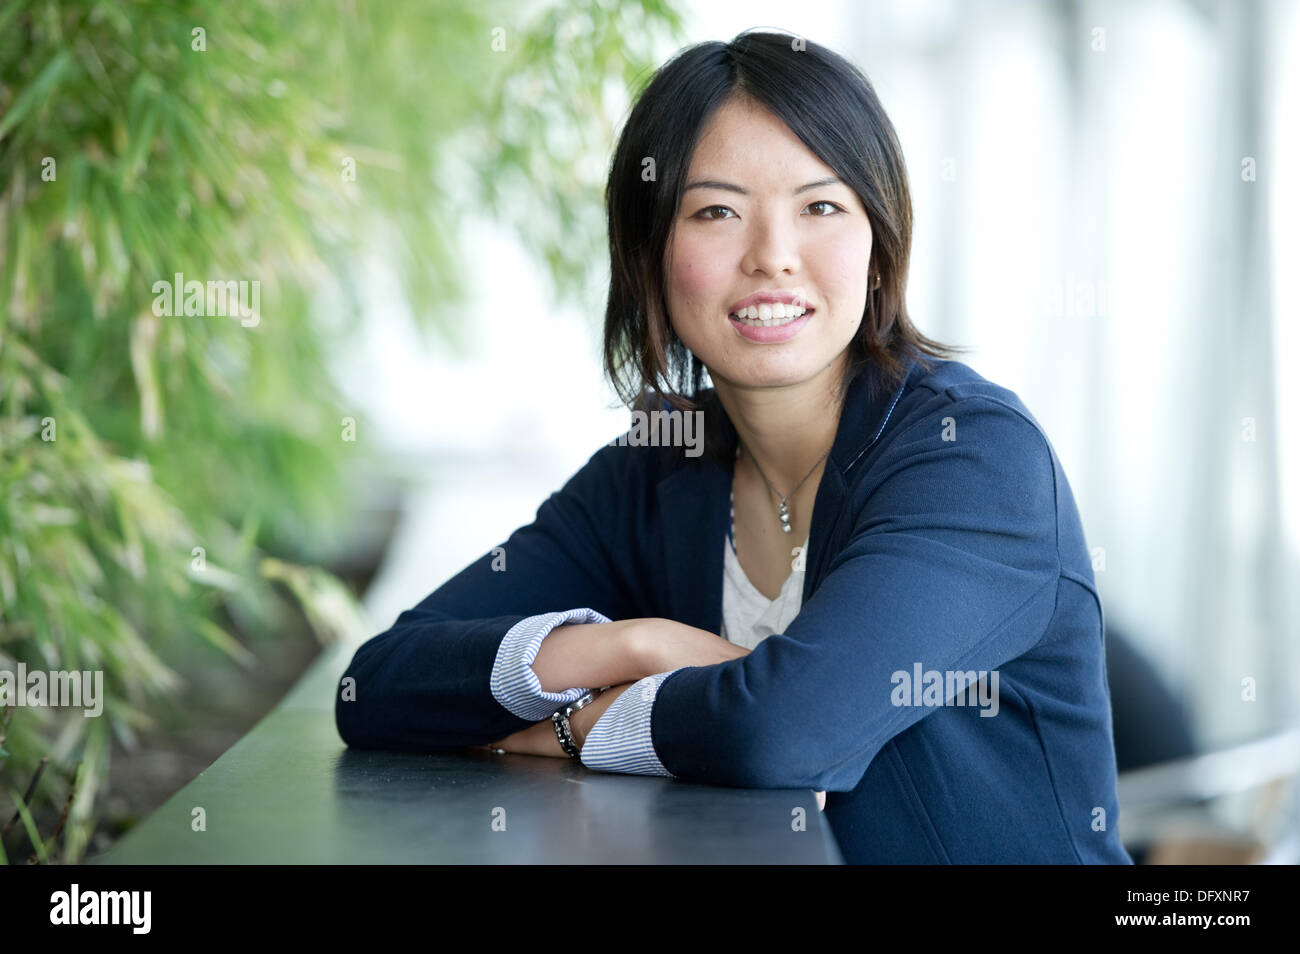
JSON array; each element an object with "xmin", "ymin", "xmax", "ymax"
[{"xmin": 687, "ymin": 96, "xmax": 834, "ymax": 182}]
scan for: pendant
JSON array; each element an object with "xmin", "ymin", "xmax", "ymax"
[{"xmin": 779, "ymin": 500, "xmax": 791, "ymax": 533}]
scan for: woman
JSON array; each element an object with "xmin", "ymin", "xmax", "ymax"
[{"xmin": 336, "ymin": 29, "xmax": 1132, "ymax": 865}]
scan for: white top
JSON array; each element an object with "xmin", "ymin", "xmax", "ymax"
[{"xmin": 720, "ymin": 532, "xmax": 809, "ymax": 649}]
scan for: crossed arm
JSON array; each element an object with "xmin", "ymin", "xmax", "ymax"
[
  {"xmin": 474, "ymin": 616, "xmax": 827, "ymax": 810},
  {"xmin": 474, "ymin": 615, "xmax": 741, "ymax": 754}
]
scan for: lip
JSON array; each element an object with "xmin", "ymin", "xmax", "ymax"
[
  {"xmin": 728, "ymin": 310, "xmax": 813, "ymax": 343},
  {"xmin": 727, "ymin": 289, "xmax": 815, "ymax": 316}
]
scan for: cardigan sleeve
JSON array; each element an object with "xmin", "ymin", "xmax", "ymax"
[
  {"xmin": 642, "ymin": 397, "xmax": 1065, "ymax": 792},
  {"xmin": 335, "ymin": 443, "xmax": 639, "ymax": 752}
]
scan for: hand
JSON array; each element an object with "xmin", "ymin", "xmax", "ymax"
[
  {"xmin": 632, "ymin": 618, "xmax": 752, "ymax": 673},
  {"xmin": 477, "ymin": 683, "xmax": 636, "ymax": 759},
  {"xmin": 815, "ymin": 790, "xmax": 826, "ymax": 812},
  {"xmin": 475, "ymin": 719, "xmax": 563, "ymax": 758}
]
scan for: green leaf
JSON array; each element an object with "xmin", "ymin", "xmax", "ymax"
[
  {"xmin": 194, "ymin": 618, "xmax": 257, "ymax": 668},
  {"xmin": 8, "ymin": 787, "xmax": 50, "ymax": 864},
  {"xmin": 0, "ymin": 49, "xmax": 75, "ymax": 140},
  {"xmin": 0, "ymin": 0, "xmax": 29, "ymax": 40}
]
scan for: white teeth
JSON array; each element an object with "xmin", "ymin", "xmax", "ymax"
[{"xmin": 731, "ymin": 303, "xmax": 808, "ymax": 326}]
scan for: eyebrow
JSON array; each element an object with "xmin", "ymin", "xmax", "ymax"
[{"xmin": 683, "ymin": 176, "xmax": 844, "ymax": 196}]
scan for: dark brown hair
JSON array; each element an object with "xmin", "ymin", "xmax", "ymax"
[{"xmin": 602, "ymin": 29, "xmax": 966, "ymax": 460}]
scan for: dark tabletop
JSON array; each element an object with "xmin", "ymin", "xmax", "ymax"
[{"xmin": 95, "ymin": 643, "xmax": 843, "ymax": 864}]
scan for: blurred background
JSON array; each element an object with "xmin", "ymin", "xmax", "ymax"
[{"xmin": 1, "ymin": 0, "xmax": 1296, "ymax": 864}]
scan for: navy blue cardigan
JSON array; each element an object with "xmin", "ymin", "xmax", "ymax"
[{"xmin": 336, "ymin": 355, "xmax": 1132, "ymax": 864}]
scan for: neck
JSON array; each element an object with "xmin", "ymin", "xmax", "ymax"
[{"xmin": 714, "ymin": 355, "xmax": 846, "ymax": 494}]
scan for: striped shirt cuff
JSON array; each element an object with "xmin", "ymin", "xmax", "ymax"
[
  {"xmin": 579, "ymin": 669, "xmax": 684, "ymax": 776},
  {"xmin": 490, "ymin": 608, "xmax": 612, "ymax": 721}
]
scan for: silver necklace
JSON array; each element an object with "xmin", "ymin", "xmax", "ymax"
[{"xmin": 735, "ymin": 441, "xmax": 831, "ymax": 534}]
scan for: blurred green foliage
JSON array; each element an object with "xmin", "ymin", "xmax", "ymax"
[{"xmin": 0, "ymin": 0, "xmax": 683, "ymax": 862}]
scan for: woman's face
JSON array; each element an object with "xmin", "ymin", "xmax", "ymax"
[{"xmin": 664, "ymin": 95, "xmax": 873, "ymax": 392}]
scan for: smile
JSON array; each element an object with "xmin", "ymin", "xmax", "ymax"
[
  {"xmin": 728, "ymin": 303, "xmax": 810, "ymax": 326},
  {"xmin": 727, "ymin": 307, "xmax": 814, "ymax": 343}
]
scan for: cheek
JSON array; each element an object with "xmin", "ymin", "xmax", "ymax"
[
  {"xmin": 808, "ymin": 231, "xmax": 872, "ymax": 318},
  {"xmin": 814, "ymin": 229, "xmax": 872, "ymax": 282},
  {"xmin": 668, "ymin": 232, "xmax": 730, "ymax": 306}
]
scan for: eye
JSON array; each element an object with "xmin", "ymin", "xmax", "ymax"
[
  {"xmin": 806, "ymin": 200, "xmax": 845, "ymax": 216},
  {"xmin": 694, "ymin": 205, "xmax": 735, "ymax": 220}
]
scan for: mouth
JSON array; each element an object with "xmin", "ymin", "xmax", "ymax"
[
  {"xmin": 727, "ymin": 305, "xmax": 814, "ymax": 343},
  {"xmin": 727, "ymin": 305, "xmax": 815, "ymax": 328}
]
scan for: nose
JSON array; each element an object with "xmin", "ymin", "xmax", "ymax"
[{"xmin": 740, "ymin": 212, "xmax": 800, "ymax": 278}]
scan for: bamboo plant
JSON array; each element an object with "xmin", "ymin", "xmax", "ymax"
[{"xmin": 0, "ymin": 0, "xmax": 683, "ymax": 863}]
